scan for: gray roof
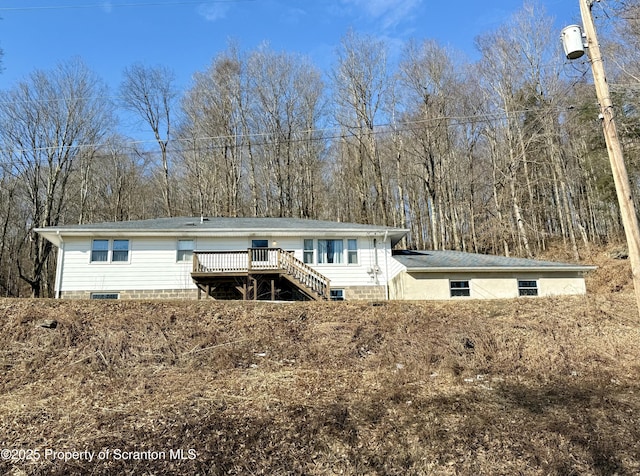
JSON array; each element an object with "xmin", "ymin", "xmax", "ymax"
[
  {"xmin": 392, "ymin": 250, "xmax": 596, "ymax": 272},
  {"xmin": 36, "ymin": 217, "xmax": 409, "ymax": 247}
]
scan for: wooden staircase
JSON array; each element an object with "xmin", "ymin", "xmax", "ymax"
[{"xmin": 192, "ymin": 248, "xmax": 330, "ymax": 301}]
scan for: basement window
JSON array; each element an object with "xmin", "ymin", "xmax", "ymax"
[
  {"xmin": 450, "ymin": 280, "xmax": 470, "ymax": 297},
  {"xmin": 330, "ymin": 289, "xmax": 345, "ymax": 301},
  {"xmin": 91, "ymin": 293, "xmax": 120, "ymax": 300},
  {"xmin": 518, "ymin": 280, "xmax": 539, "ymax": 296}
]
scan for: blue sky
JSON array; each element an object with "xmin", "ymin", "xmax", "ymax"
[{"xmin": 0, "ymin": 0, "xmax": 582, "ymax": 93}]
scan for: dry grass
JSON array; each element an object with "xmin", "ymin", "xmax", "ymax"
[{"xmin": 0, "ymin": 286, "xmax": 639, "ymax": 475}]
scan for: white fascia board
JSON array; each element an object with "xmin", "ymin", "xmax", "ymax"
[
  {"xmin": 35, "ymin": 227, "xmax": 409, "ymax": 247},
  {"xmin": 34, "ymin": 229, "xmax": 63, "ymax": 247}
]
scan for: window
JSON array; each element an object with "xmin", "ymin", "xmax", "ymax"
[
  {"xmin": 91, "ymin": 293, "xmax": 119, "ymax": 300},
  {"xmin": 450, "ymin": 280, "xmax": 470, "ymax": 297},
  {"xmin": 330, "ymin": 289, "xmax": 345, "ymax": 301},
  {"xmin": 518, "ymin": 280, "xmax": 539, "ymax": 296},
  {"xmin": 347, "ymin": 239, "xmax": 358, "ymax": 264},
  {"xmin": 177, "ymin": 239, "xmax": 194, "ymax": 262},
  {"xmin": 303, "ymin": 239, "xmax": 314, "ymax": 264},
  {"xmin": 91, "ymin": 239, "xmax": 130, "ymax": 263},
  {"xmin": 318, "ymin": 239, "xmax": 343, "ymax": 264},
  {"xmin": 112, "ymin": 240, "xmax": 130, "ymax": 262},
  {"xmin": 91, "ymin": 240, "xmax": 109, "ymax": 262}
]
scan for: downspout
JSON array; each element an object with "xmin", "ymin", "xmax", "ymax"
[
  {"xmin": 54, "ymin": 231, "xmax": 64, "ymax": 299},
  {"xmin": 373, "ymin": 238, "xmax": 380, "ymax": 286},
  {"xmin": 383, "ymin": 230, "xmax": 389, "ymax": 300}
]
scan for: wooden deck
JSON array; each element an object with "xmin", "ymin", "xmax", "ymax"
[{"xmin": 192, "ymin": 248, "xmax": 330, "ymax": 300}]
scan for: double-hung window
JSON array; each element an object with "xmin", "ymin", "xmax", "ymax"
[
  {"xmin": 91, "ymin": 239, "xmax": 130, "ymax": 263},
  {"xmin": 112, "ymin": 240, "xmax": 130, "ymax": 262},
  {"xmin": 347, "ymin": 239, "xmax": 358, "ymax": 264},
  {"xmin": 91, "ymin": 240, "xmax": 109, "ymax": 262},
  {"xmin": 177, "ymin": 239, "xmax": 194, "ymax": 262},
  {"xmin": 303, "ymin": 239, "xmax": 314, "ymax": 264},
  {"xmin": 317, "ymin": 239, "xmax": 344, "ymax": 264}
]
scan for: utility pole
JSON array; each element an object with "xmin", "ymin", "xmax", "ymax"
[{"xmin": 579, "ymin": 0, "xmax": 640, "ymax": 315}]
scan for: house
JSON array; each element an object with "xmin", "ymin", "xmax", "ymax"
[
  {"xmin": 35, "ymin": 217, "xmax": 595, "ymax": 301},
  {"xmin": 35, "ymin": 217, "xmax": 408, "ymax": 301}
]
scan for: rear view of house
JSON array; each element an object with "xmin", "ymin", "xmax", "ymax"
[
  {"xmin": 36, "ymin": 217, "xmax": 407, "ymax": 301},
  {"xmin": 36, "ymin": 217, "xmax": 595, "ymax": 301}
]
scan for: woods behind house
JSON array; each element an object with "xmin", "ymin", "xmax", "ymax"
[{"xmin": 1, "ymin": 3, "xmax": 639, "ymax": 297}]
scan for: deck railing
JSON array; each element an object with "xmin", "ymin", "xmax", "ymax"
[
  {"xmin": 193, "ymin": 250, "xmax": 249, "ymax": 273},
  {"xmin": 193, "ymin": 248, "xmax": 330, "ymax": 298}
]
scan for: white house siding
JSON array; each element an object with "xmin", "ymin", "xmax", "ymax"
[
  {"xmin": 57, "ymin": 236, "xmax": 197, "ymax": 294},
  {"xmin": 199, "ymin": 235, "xmax": 388, "ymax": 290},
  {"xmin": 390, "ymin": 271, "xmax": 588, "ymax": 300},
  {"xmin": 386, "ymin": 254, "xmax": 407, "ymax": 282},
  {"xmin": 56, "ymin": 234, "xmax": 393, "ymax": 299}
]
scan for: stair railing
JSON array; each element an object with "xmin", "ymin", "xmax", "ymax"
[{"xmin": 277, "ymin": 249, "xmax": 330, "ymax": 299}]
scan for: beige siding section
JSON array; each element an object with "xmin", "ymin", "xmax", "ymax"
[
  {"xmin": 391, "ymin": 271, "xmax": 588, "ymax": 300},
  {"xmin": 539, "ymin": 276, "xmax": 587, "ymax": 296}
]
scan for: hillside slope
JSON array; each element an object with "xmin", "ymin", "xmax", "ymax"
[{"xmin": 1, "ymin": 295, "xmax": 639, "ymax": 475}]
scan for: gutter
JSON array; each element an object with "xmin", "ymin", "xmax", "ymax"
[{"xmin": 401, "ymin": 265, "xmax": 598, "ymax": 273}]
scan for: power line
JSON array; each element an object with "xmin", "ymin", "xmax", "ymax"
[
  {"xmin": 0, "ymin": 0, "xmax": 255, "ymax": 12},
  {"xmin": 0, "ymin": 105, "xmax": 575, "ymax": 156}
]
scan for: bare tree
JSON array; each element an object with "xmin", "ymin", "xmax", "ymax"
[
  {"xmin": 331, "ymin": 30, "xmax": 390, "ymax": 225},
  {"xmin": 179, "ymin": 47, "xmax": 247, "ymax": 217},
  {"xmin": 0, "ymin": 59, "xmax": 113, "ymax": 296},
  {"xmin": 397, "ymin": 39, "xmax": 465, "ymax": 249},
  {"xmin": 247, "ymin": 44, "xmax": 326, "ymax": 218},
  {"xmin": 121, "ymin": 63, "xmax": 177, "ymax": 217}
]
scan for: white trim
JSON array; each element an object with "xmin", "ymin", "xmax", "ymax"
[{"xmin": 35, "ymin": 227, "xmax": 409, "ymax": 248}]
